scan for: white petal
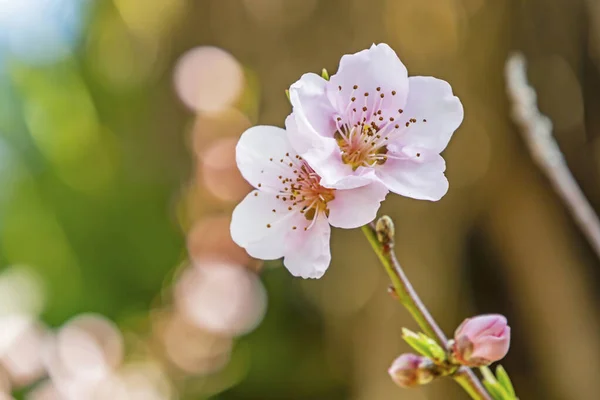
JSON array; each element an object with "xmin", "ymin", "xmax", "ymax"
[
  {"xmin": 320, "ymin": 170, "xmax": 379, "ymax": 190},
  {"xmin": 288, "ymin": 73, "xmax": 337, "ymax": 153},
  {"xmin": 327, "ymin": 182, "xmax": 389, "ymax": 229},
  {"xmin": 285, "ymin": 115, "xmax": 377, "ymax": 190},
  {"xmin": 395, "ymin": 76, "xmax": 463, "ymax": 153},
  {"xmin": 376, "ymin": 151, "xmax": 449, "ymax": 201},
  {"xmin": 283, "ymin": 215, "xmax": 331, "ymax": 279},
  {"xmin": 230, "ymin": 190, "xmax": 295, "ymax": 259},
  {"xmin": 312, "ymin": 150, "xmax": 379, "ymax": 190},
  {"xmin": 286, "ymin": 114, "xmax": 375, "ymax": 192},
  {"xmin": 236, "ymin": 125, "xmax": 298, "ymax": 193},
  {"xmin": 328, "ymin": 43, "xmax": 409, "ymax": 116},
  {"xmin": 284, "ymin": 113, "xmax": 336, "ymax": 171}
]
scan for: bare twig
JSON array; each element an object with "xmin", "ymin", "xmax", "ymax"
[
  {"xmin": 506, "ymin": 53, "xmax": 600, "ymax": 260},
  {"xmin": 362, "ymin": 222, "xmax": 492, "ymax": 400}
]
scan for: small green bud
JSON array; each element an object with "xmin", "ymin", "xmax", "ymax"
[{"xmin": 321, "ymin": 68, "xmax": 330, "ymax": 80}]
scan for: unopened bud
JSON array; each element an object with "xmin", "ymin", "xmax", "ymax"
[
  {"xmin": 388, "ymin": 353, "xmax": 434, "ymax": 388},
  {"xmin": 376, "ymin": 215, "xmax": 395, "ymax": 247},
  {"xmin": 451, "ymin": 314, "xmax": 511, "ymax": 367}
]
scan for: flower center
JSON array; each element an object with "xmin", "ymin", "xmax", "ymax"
[
  {"xmin": 335, "ymin": 123, "xmax": 388, "ymax": 171},
  {"xmin": 273, "ymin": 156, "xmax": 334, "ymax": 228},
  {"xmin": 290, "ymin": 163, "xmax": 335, "ymax": 221},
  {"xmin": 332, "ymin": 85, "xmax": 410, "ymax": 170}
]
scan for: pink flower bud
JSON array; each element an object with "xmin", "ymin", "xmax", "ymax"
[
  {"xmin": 388, "ymin": 353, "xmax": 434, "ymax": 388},
  {"xmin": 452, "ymin": 314, "xmax": 511, "ymax": 367}
]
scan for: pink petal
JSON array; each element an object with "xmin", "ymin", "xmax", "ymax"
[
  {"xmin": 470, "ymin": 327, "xmax": 511, "ymax": 362},
  {"xmin": 287, "ymin": 45, "xmax": 416, "ymax": 191},
  {"xmin": 376, "ymin": 151, "xmax": 449, "ymax": 201},
  {"xmin": 283, "ymin": 214, "xmax": 331, "ymax": 279},
  {"xmin": 461, "ymin": 314, "xmax": 507, "ymax": 338},
  {"xmin": 328, "ymin": 43, "xmax": 409, "ymax": 118},
  {"xmin": 327, "ymin": 182, "xmax": 388, "ymax": 229},
  {"xmin": 230, "ymin": 190, "xmax": 294, "ymax": 260},
  {"xmin": 236, "ymin": 125, "xmax": 299, "ymax": 193},
  {"xmin": 394, "ymin": 76, "xmax": 463, "ymax": 153},
  {"xmin": 478, "ymin": 315, "xmax": 509, "ymax": 337}
]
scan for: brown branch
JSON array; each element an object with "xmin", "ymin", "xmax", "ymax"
[{"xmin": 506, "ymin": 53, "xmax": 600, "ymax": 260}]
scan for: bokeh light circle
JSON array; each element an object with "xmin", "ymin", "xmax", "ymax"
[
  {"xmin": 200, "ymin": 138, "xmax": 252, "ymax": 202},
  {"xmin": 0, "ymin": 319, "xmax": 48, "ymax": 388},
  {"xmin": 53, "ymin": 314, "xmax": 124, "ymax": 382},
  {"xmin": 158, "ymin": 312, "xmax": 233, "ymax": 375},
  {"xmin": 175, "ymin": 261, "xmax": 267, "ymax": 336},
  {"xmin": 191, "ymin": 109, "xmax": 251, "ymax": 156},
  {"xmin": 187, "ymin": 216, "xmax": 251, "ymax": 266},
  {"xmin": 174, "ymin": 47, "xmax": 244, "ymax": 113}
]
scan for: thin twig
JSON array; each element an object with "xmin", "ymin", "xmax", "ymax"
[
  {"xmin": 361, "ymin": 223, "xmax": 492, "ymax": 400},
  {"xmin": 506, "ymin": 53, "xmax": 600, "ymax": 260}
]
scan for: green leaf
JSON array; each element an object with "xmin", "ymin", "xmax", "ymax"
[
  {"xmin": 480, "ymin": 366, "xmax": 496, "ymax": 383},
  {"xmin": 483, "ymin": 380, "xmax": 507, "ymax": 400},
  {"xmin": 402, "ymin": 328, "xmax": 435, "ymax": 358},
  {"xmin": 400, "ymin": 328, "xmax": 446, "ymax": 362},
  {"xmin": 480, "ymin": 366, "xmax": 515, "ymax": 400},
  {"xmin": 285, "ymin": 89, "xmax": 290, "ymax": 102},
  {"xmin": 417, "ymin": 332, "xmax": 446, "ymax": 362},
  {"xmin": 496, "ymin": 365, "xmax": 516, "ymax": 396},
  {"xmin": 321, "ymin": 68, "xmax": 330, "ymax": 80}
]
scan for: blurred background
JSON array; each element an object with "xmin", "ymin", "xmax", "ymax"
[{"xmin": 0, "ymin": 0, "xmax": 599, "ymax": 399}]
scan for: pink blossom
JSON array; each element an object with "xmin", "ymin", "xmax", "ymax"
[
  {"xmin": 230, "ymin": 125, "xmax": 388, "ymax": 278},
  {"xmin": 452, "ymin": 314, "xmax": 511, "ymax": 367},
  {"xmin": 287, "ymin": 43, "xmax": 463, "ymax": 200}
]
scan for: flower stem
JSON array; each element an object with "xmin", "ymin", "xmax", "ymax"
[{"xmin": 361, "ymin": 222, "xmax": 491, "ymax": 400}]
